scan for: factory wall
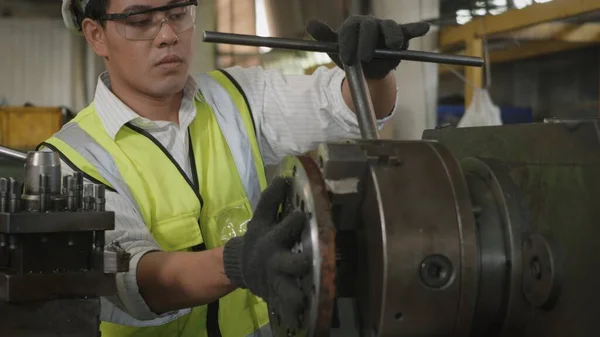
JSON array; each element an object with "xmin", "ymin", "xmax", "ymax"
[
  {"xmin": 0, "ymin": 19, "xmax": 85, "ymax": 110},
  {"xmin": 439, "ymin": 46, "xmax": 600, "ymax": 121},
  {"xmin": 371, "ymin": 0, "xmax": 440, "ymax": 140},
  {"xmin": 0, "ymin": 0, "xmax": 217, "ymax": 113},
  {"xmin": 190, "ymin": 0, "xmax": 217, "ymax": 75}
]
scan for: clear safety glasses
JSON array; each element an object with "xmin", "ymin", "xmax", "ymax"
[{"xmin": 98, "ymin": 0, "xmax": 197, "ymax": 41}]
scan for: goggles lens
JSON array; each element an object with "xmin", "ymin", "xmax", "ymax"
[{"xmin": 102, "ymin": 1, "xmax": 197, "ymax": 41}]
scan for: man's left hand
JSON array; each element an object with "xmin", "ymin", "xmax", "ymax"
[{"xmin": 307, "ymin": 16, "xmax": 430, "ymax": 80}]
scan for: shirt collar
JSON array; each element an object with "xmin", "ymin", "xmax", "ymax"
[{"xmin": 93, "ymin": 71, "xmax": 202, "ymax": 140}]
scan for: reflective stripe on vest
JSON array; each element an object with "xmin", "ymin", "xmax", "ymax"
[
  {"xmin": 38, "ymin": 70, "xmax": 271, "ymax": 337},
  {"xmin": 196, "ymin": 72, "xmax": 263, "ymax": 209}
]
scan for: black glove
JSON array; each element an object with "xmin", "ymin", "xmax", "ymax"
[
  {"xmin": 223, "ymin": 177, "xmax": 309, "ymax": 328},
  {"xmin": 307, "ymin": 15, "xmax": 431, "ymax": 80}
]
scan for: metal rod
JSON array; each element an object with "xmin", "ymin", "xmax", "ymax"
[
  {"xmin": 0, "ymin": 146, "xmax": 27, "ymax": 161},
  {"xmin": 344, "ymin": 63, "xmax": 379, "ymax": 140},
  {"xmin": 203, "ymin": 31, "xmax": 484, "ymax": 67}
]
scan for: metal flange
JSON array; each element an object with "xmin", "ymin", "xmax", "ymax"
[{"xmin": 271, "ymin": 155, "xmax": 337, "ymax": 337}]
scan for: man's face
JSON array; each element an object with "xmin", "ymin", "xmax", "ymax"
[{"xmin": 92, "ymin": 0, "xmax": 196, "ymax": 98}]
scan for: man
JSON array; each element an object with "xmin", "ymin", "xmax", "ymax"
[{"xmin": 41, "ymin": 0, "xmax": 430, "ymax": 336}]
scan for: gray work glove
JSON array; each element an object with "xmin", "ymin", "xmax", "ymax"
[
  {"xmin": 307, "ymin": 15, "xmax": 431, "ymax": 79},
  {"xmin": 223, "ymin": 177, "xmax": 309, "ymax": 328}
]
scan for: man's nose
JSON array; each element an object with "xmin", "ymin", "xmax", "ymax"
[{"xmin": 154, "ymin": 20, "xmax": 179, "ymax": 46}]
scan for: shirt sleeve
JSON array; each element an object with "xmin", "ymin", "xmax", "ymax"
[
  {"xmin": 223, "ymin": 65, "xmax": 398, "ymax": 166},
  {"xmin": 57, "ymin": 160, "xmax": 173, "ymax": 321}
]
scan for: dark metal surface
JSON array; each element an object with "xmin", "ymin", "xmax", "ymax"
[
  {"xmin": 0, "ymin": 272, "xmax": 116, "ymax": 302},
  {"xmin": 423, "ymin": 119, "xmax": 600, "ymax": 337},
  {"xmin": 0, "ymin": 150, "xmax": 127, "ymax": 337},
  {"xmin": 315, "ymin": 141, "xmax": 366, "ymax": 337},
  {"xmin": 269, "ymin": 118, "xmax": 600, "ymax": 337},
  {"xmin": 522, "ymin": 233, "xmax": 562, "ymax": 311},
  {"xmin": 460, "ymin": 157, "xmax": 529, "ymax": 336},
  {"xmin": 296, "ymin": 140, "xmax": 482, "ymax": 337},
  {"xmin": 356, "ymin": 140, "xmax": 478, "ymax": 337},
  {"xmin": 273, "ymin": 155, "xmax": 337, "ymax": 337},
  {"xmin": 0, "ymin": 298, "xmax": 101, "ymax": 337},
  {"xmin": 0, "ymin": 203, "xmax": 118, "ymax": 302},
  {"xmin": 0, "ymin": 211, "xmax": 115, "ymax": 233},
  {"xmin": 344, "ymin": 64, "xmax": 379, "ymax": 140},
  {"xmin": 203, "ymin": 31, "xmax": 485, "ymax": 67}
]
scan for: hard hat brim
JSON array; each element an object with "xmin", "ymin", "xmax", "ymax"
[{"xmin": 62, "ymin": 0, "xmax": 84, "ymax": 34}]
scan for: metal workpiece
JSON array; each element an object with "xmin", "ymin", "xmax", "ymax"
[
  {"xmin": 202, "ymin": 31, "xmax": 485, "ymax": 67},
  {"xmin": 273, "ymin": 155, "xmax": 337, "ymax": 337}
]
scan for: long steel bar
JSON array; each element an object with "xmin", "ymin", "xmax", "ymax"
[
  {"xmin": 344, "ymin": 64, "xmax": 380, "ymax": 139},
  {"xmin": 203, "ymin": 31, "xmax": 484, "ymax": 67},
  {"xmin": 0, "ymin": 146, "xmax": 27, "ymax": 161}
]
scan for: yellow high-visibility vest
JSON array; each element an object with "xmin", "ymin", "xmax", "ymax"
[{"xmin": 39, "ymin": 70, "xmax": 270, "ymax": 337}]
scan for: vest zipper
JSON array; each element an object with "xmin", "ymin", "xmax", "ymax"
[{"xmin": 125, "ymin": 123, "xmax": 222, "ymax": 337}]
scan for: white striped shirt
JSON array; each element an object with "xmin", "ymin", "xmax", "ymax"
[{"xmin": 56, "ymin": 65, "xmax": 397, "ymax": 322}]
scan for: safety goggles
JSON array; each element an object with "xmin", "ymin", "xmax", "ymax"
[{"xmin": 98, "ymin": 0, "xmax": 198, "ymax": 41}]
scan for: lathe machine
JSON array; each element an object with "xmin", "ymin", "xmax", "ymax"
[
  {"xmin": 0, "ymin": 30, "xmax": 597, "ymax": 337},
  {"xmin": 202, "ymin": 32, "xmax": 599, "ymax": 337}
]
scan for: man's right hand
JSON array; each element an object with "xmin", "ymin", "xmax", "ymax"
[{"xmin": 223, "ymin": 177, "xmax": 310, "ymax": 328}]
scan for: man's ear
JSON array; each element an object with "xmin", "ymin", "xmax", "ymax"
[{"xmin": 81, "ymin": 18, "xmax": 109, "ymax": 58}]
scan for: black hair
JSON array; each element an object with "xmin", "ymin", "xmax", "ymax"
[
  {"xmin": 71, "ymin": 0, "xmax": 109, "ymax": 29},
  {"xmin": 84, "ymin": 0, "xmax": 110, "ymax": 20}
]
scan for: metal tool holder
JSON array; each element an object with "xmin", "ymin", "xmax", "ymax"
[
  {"xmin": 202, "ymin": 31, "xmax": 484, "ymax": 140},
  {"xmin": 0, "ymin": 150, "xmax": 130, "ymax": 337}
]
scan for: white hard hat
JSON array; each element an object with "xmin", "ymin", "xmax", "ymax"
[{"xmin": 61, "ymin": 0, "xmax": 91, "ymax": 33}]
